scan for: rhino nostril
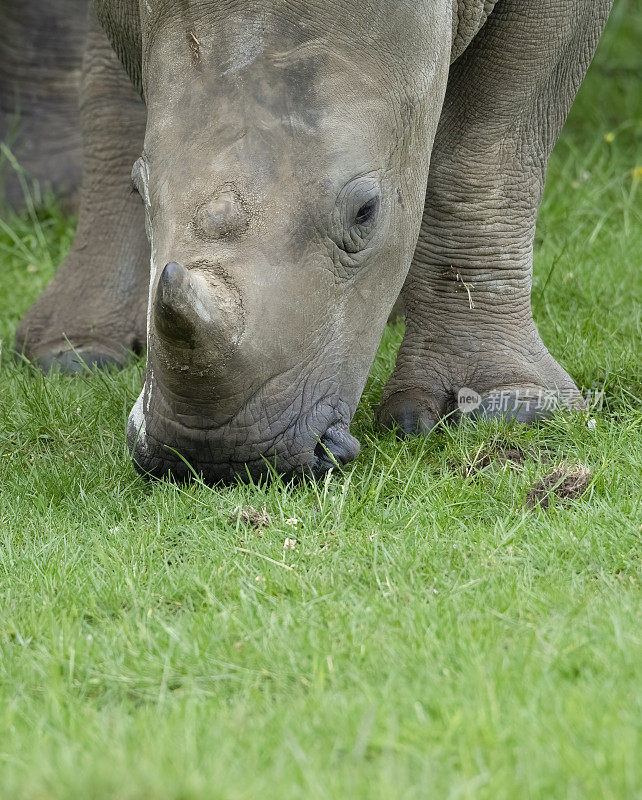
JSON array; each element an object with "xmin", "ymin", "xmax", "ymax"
[
  {"xmin": 314, "ymin": 424, "xmax": 360, "ymax": 470},
  {"xmin": 314, "ymin": 439, "xmax": 333, "ymax": 465}
]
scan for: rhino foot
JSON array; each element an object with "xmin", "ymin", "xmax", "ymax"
[
  {"xmin": 377, "ymin": 383, "xmax": 584, "ymax": 437},
  {"xmin": 377, "ymin": 340, "xmax": 583, "ymax": 436},
  {"xmin": 14, "ymin": 234, "xmax": 148, "ymax": 374},
  {"xmin": 19, "ymin": 339, "xmax": 132, "ymax": 374}
]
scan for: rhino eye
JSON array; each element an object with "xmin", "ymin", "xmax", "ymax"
[
  {"xmin": 333, "ymin": 176, "xmax": 382, "ymax": 255},
  {"xmin": 354, "ymin": 196, "xmax": 379, "ymax": 226}
]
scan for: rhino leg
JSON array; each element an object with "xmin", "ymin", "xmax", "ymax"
[
  {"xmin": 0, "ymin": 0, "xmax": 87, "ymax": 210},
  {"xmin": 15, "ymin": 8, "xmax": 148, "ymax": 372},
  {"xmin": 378, "ymin": 0, "xmax": 612, "ymax": 434}
]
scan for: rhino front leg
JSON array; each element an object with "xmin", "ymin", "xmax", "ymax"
[
  {"xmin": 378, "ymin": 0, "xmax": 612, "ymax": 434},
  {"xmin": 15, "ymin": 8, "xmax": 148, "ymax": 372}
]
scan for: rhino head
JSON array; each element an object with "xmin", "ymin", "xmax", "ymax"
[{"xmin": 126, "ymin": 2, "xmax": 451, "ymax": 482}]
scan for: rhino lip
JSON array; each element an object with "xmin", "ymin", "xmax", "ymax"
[
  {"xmin": 128, "ymin": 390, "xmax": 360, "ymax": 484},
  {"xmin": 130, "ymin": 423, "xmax": 360, "ymax": 484}
]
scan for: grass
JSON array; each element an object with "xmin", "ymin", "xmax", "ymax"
[{"xmin": 0, "ymin": 4, "xmax": 640, "ymax": 798}]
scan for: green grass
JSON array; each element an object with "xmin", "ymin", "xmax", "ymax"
[{"xmin": 0, "ymin": 4, "xmax": 641, "ymax": 798}]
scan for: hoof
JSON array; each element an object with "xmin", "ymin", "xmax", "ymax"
[
  {"xmin": 21, "ymin": 341, "xmax": 132, "ymax": 374},
  {"xmin": 376, "ymin": 389, "xmax": 440, "ymax": 436}
]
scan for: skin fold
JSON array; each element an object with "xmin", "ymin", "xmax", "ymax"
[{"xmin": 3, "ymin": 0, "xmax": 613, "ymax": 482}]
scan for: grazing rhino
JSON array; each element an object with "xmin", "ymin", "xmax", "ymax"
[{"xmin": 1, "ymin": 0, "xmax": 612, "ymax": 482}]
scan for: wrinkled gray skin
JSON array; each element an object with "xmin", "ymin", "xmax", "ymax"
[
  {"xmin": 4, "ymin": 0, "xmax": 612, "ymax": 483},
  {"xmin": 0, "ymin": 0, "xmax": 86, "ymax": 209}
]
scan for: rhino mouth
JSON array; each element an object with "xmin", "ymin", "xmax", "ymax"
[{"xmin": 127, "ymin": 390, "xmax": 360, "ymax": 484}]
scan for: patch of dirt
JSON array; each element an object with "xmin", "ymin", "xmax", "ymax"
[
  {"xmin": 229, "ymin": 505, "xmax": 271, "ymax": 531},
  {"xmin": 525, "ymin": 463, "xmax": 593, "ymax": 509}
]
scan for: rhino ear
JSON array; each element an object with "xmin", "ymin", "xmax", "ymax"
[{"xmin": 92, "ymin": 0, "xmax": 143, "ymax": 97}]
